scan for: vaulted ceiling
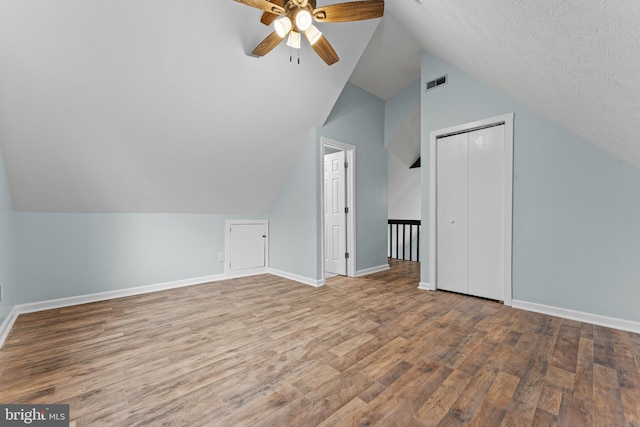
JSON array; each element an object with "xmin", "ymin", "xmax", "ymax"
[
  {"xmin": 0, "ymin": 0, "xmax": 379, "ymax": 213},
  {"xmin": 0, "ymin": 0, "xmax": 638, "ymax": 213}
]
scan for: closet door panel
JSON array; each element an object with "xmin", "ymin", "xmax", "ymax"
[
  {"xmin": 468, "ymin": 125, "xmax": 506, "ymax": 300},
  {"xmin": 436, "ymin": 133, "xmax": 469, "ymax": 294}
]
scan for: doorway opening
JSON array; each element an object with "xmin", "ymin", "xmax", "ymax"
[{"xmin": 321, "ymin": 137, "xmax": 356, "ymax": 282}]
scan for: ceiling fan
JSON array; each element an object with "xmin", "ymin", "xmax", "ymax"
[{"xmin": 234, "ymin": 0, "xmax": 384, "ymax": 65}]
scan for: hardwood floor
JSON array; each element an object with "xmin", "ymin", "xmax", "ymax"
[{"xmin": 1, "ymin": 259, "xmax": 639, "ymax": 426}]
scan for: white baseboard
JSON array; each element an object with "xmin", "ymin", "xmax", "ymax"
[
  {"xmin": 0, "ymin": 305, "xmax": 19, "ymax": 349},
  {"xmin": 268, "ymin": 269, "xmax": 323, "ymax": 288},
  {"xmin": 418, "ymin": 282, "xmax": 435, "ymax": 291},
  {"xmin": 224, "ymin": 268, "xmax": 269, "ymax": 280},
  {"xmin": 356, "ymin": 264, "xmax": 390, "ymax": 277},
  {"xmin": 512, "ymin": 299, "xmax": 640, "ymax": 335},
  {"xmin": 17, "ymin": 274, "xmax": 226, "ymax": 315}
]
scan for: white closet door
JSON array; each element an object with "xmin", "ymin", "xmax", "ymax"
[
  {"xmin": 436, "ymin": 133, "xmax": 469, "ymax": 294},
  {"xmin": 468, "ymin": 125, "xmax": 506, "ymax": 300},
  {"xmin": 435, "ymin": 124, "xmax": 506, "ymax": 300}
]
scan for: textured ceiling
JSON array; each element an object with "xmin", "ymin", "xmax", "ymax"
[
  {"xmin": 1, "ymin": 0, "xmax": 638, "ymax": 214},
  {"xmin": 386, "ymin": 0, "xmax": 640, "ymax": 167},
  {"xmin": 0, "ymin": 0, "xmax": 379, "ymax": 212}
]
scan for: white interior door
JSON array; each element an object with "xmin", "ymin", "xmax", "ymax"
[
  {"xmin": 226, "ymin": 221, "xmax": 267, "ymax": 275},
  {"xmin": 468, "ymin": 125, "xmax": 506, "ymax": 300},
  {"xmin": 324, "ymin": 150, "xmax": 346, "ymax": 275},
  {"xmin": 435, "ymin": 125, "xmax": 506, "ymax": 300},
  {"xmin": 436, "ymin": 133, "xmax": 469, "ymax": 294}
]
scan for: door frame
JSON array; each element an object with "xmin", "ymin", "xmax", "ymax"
[
  {"xmin": 428, "ymin": 113, "xmax": 514, "ymax": 305},
  {"xmin": 224, "ymin": 219, "xmax": 269, "ymax": 278},
  {"xmin": 320, "ymin": 137, "xmax": 356, "ymax": 281}
]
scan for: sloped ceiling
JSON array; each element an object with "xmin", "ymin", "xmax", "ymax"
[
  {"xmin": 3, "ymin": 0, "xmax": 638, "ymax": 214},
  {"xmin": 387, "ymin": 103, "xmax": 420, "ymax": 168},
  {"xmin": 384, "ymin": 0, "xmax": 640, "ymax": 167},
  {"xmin": 349, "ymin": 12, "xmax": 421, "ymax": 101},
  {"xmin": 0, "ymin": 0, "xmax": 379, "ymax": 212}
]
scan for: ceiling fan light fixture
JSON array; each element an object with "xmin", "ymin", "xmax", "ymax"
[
  {"xmin": 305, "ymin": 24, "xmax": 322, "ymax": 45},
  {"xmin": 286, "ymin": 31, "xmax": 301, "ymax": 49},
  {"xmin": 295, "ymin": 9, "xmax": 313, "ymax": 31},
  {"xmin": 274, "ymin": 16, "xmax": 292, "ymax": 38},
  {"xmin": 236, "ymin": 0, "xmax": 385, "ymax": 66}
]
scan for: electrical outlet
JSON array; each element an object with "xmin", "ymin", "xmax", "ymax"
[{"xmin": 218, "ymin": 253, "xmax": 225, "ymax": 262}]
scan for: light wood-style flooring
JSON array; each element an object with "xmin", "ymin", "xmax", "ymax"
[{"xmin": 1, "ymin": 259, "xmax": 640, "ymax": 426}]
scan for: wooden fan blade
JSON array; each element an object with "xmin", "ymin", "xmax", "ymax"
[
  {"xmin": 313, "ymin": 0, "xmax": 384, "ymax": 23},
  {"xmin": 260, "ymin": 0, "xmax": 285, "ymax": 25},
  {"xmin": 260, "ymin": 12, "xmax": 279, "ymax": 25},
  {"xmin": 252, "ymin": 31, "xmax": 285, "ymax": 57},
  {"xmin": 234, "ymin": 0, "xmax": 285, "ymax": 15},
  {"xmin": 311, "ymin": 35, "xmax": 339, "ymax": 65}
]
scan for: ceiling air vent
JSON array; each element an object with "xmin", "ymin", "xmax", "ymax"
[{"xmin": 425, "ymin": 75, "xmax": 447, "ymax": 92}]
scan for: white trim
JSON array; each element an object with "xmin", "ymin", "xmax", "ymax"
[
  {"xmin": 356, "ymin": 264, "xmax": 390, "ymax": 277},
  {"xmin": 512, "ymin": 300, "xmax": 640, "ymax": 335},
  {"xmin": 429, "ymin": 113, "xmax": 514, "ymax": 306},
  {"xmin": 223, "ymin": 268, "xmax": 269, "ymax": 279},
  {"xmin": 268, "ymin": 268, "xmax": 324, "ymax": 288},
  {"xmin": 503, "ymin": 116, "xmax": 514, "ymax": 306},
  {"xmin": 224, "ymin": 219, "xmax": 269, "ymax": 277},
  {"xmin": 0, "ymin": 305, "xmax": 19, "ymax": 349},
  {"xmin": 320, "ymin": 137, "xmax": 356, "ymax": 281},
  {"xmin": 418, "ymin": 282, "xmax": 435, "ymax": 291},
  {"xmin": 17, "ymin": 274, "xmax": 226, "ymax": 315}
]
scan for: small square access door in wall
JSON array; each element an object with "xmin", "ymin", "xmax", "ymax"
[{"xmin": 224, "ymin": 220, "xmax": 268, "ymax": 277}]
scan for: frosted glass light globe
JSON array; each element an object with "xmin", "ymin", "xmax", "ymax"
[
  {"xmin": 295, "ymin": 9, "xmax": 312, "ymax": 31},
  {"xmin": 274, "ymin": 16, "xmax": 292, "ymax": 38}
]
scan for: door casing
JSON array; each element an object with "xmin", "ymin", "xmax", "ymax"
[{"xmin": 428, "ymin": 113, "xmax": 514, "ymax": 305}]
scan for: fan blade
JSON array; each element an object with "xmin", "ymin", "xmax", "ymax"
[
  {"xmin": 311, "ymin": 35, "xmax": 339, "ymax": 65},
  {"xmin": 260, "ymin": 0, "xmax": 285, "ymax": 25},
  {"xmin": 234, "ymin": 0, "xmax": 285, "ymax": 15},
  {"xmin": 252, "ymin": 31, "xmax": 285, "ymax": 57},
  {"xmin": 260, "ymin": 12, "xmax": 279, "ymax": 25},
  {"xmin": 313, "ymin": 0, "xmax": 384, "ymax": 23}
]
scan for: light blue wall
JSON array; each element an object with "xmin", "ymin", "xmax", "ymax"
[
  {"xmin": 0, "ymin": 146, "xmax": 16, "ymax": 324},
  {"xmin": 269, "ymin": 129, "xmax": 321, "ymax": 280},
  {"xmin": 9, "ymin": 82, "xmax": 385, "ymax": 305},
  {"xmin": 15, "ymin": 212, "xmax": 266, "ymax": 304},
  {"xmin": 421, "ymin": 51, "xmax": 640, "ymax": 322},
  {"xmin": 384, "ymin": 78, "xmax": 420, "ymax": 147},
  {"xmin": 321, "ymin": 83, "xmax": 387, "ymax": 272},
  {"xmin": 270, "ymin": 83, "xmax": 387, "ymax": 278}
]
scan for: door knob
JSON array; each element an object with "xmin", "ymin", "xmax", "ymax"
[{"xmin": 450, "ymin": 220, "xmax": 455, "ymax": 224}]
